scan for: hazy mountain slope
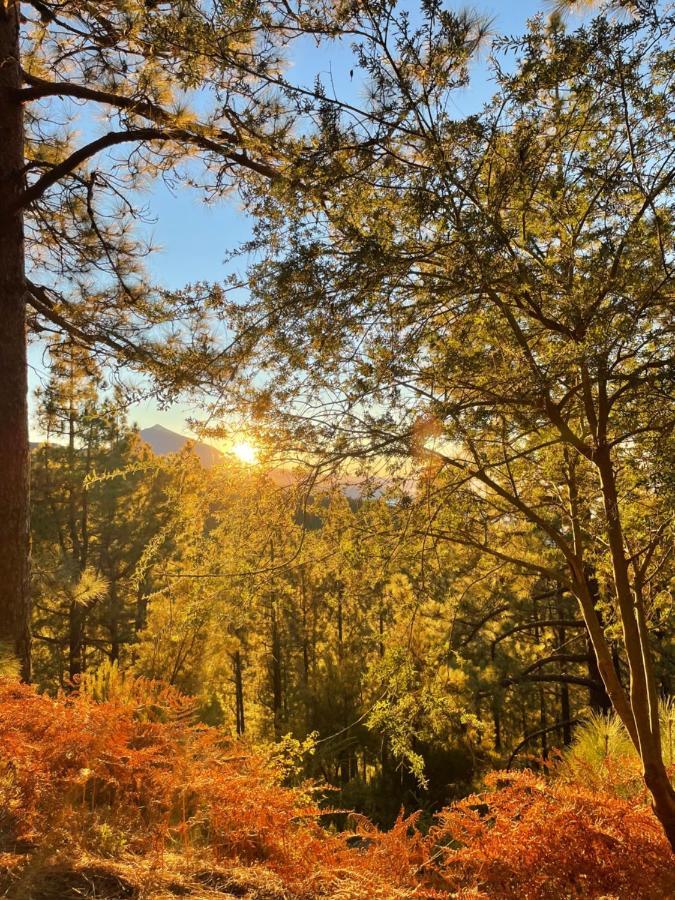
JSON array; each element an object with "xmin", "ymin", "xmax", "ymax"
[{"xmin": 140, "ymin": 424, "xmax": 223, "ymax": 468}]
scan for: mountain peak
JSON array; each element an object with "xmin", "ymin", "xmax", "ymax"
[
  {"xmin": 141, "ymin": 424, "xmax": 174, "ymax": 434},
  {"xmin": 139, "ymin": 424, "xmax": 222, "ymax": 468}
]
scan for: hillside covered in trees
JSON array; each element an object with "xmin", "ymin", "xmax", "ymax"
[{"xmin": 0, "ymin": 0, "xmax": 674, "ymax": 897}]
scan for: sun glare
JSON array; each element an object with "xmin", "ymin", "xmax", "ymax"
[{"xmin": 231, "ymin": 440, "xmax": 259, "ymax": 465}]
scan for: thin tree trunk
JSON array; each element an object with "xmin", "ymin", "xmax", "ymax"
[
  {"xmin": 493, "ymin": 702, "xmax": 502, "ymax": 752},
  {"xmin": 234, "ymin": 649, "xmax": 245, "ymax": 736},
  {"xmin": 336, "ymin": 583, "xmax": 344, "ymax": 662},
  {"xmin": 300, "ymin": 567, "xmax": 312, "ymax": 731},
  {"xmin": 67, "ymin": 381, "xmax": 84, "ymax": 682},
  {"xmin": 68, "ymin": 601, "xmax": 85, "ymax": 681},
  {"xmin": 109, "ymin": 579, "xmax": 120, "ymax": 662},
  {"xmin": 559, "ymin": 682, "xmax": 572, "ymax": 746},
  {"xmin": 583, "ymin": 571, "xmax": 613, "ymax": 712},
  {"xmin": 533, "ymin": 593, "xmax": 548, "ymax": 760},
  {"xmin": 586, "ymin": 637, "xmax": 612, "ymax": 712},
  {"xmin": 135, "ymin": 582, "xmax": 148, "ymax": 633},
  {"xmin": 573, "ymin": 569, "xmax": 638, "ymax": 744},
  {"xmin": 556, "ymin": 608, "xmax": 572, "ymax": 745},
  {"xmin": 379, "ymin": 605, "xmax": 385, "ymax": 658},
  {"xmin": 565, "ymin": 454, "xmax": 637, "ymax": 741},
  {"xmin": 595, "ymin": 447, "xmax": 675, "ymax": 850},
  {"xmin": 597, "ymin": 449, "xmax": 658, "ymax": 738},
  {"xmin": 270, "ymin": 599, "xmax": 282, "ymax": 739},
  {"xmin": 0, "ymin": 2, "xmax": 30, "ymax": 681},
  {"xmin": 67, "ymin": 372, "xmax": 81, "ymax": 563},
  {"xmin": 269, "ymin": 540, "xmax": 282, "ymax": 739},
  {"xmin": 82, "ymin": 422, "xmax": 92, "ymax": 569}
]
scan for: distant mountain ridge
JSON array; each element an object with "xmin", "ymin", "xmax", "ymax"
[
  {"xmin": 140, "ymin": 424, "xmax": 223, "ymax": 468},
  {"xmin": 139, "ymin": 425, "xmax": 390, "ymax": 496},
  {"xmin": 34, "ymin": 425, "xmax": 388, "ymax": 495}
]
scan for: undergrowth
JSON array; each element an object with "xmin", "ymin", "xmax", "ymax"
[
  {"xmin": 557, "ymin": 701, "xmax": 675, "ymax": 800},
  {"xmin": 0, "ymin": 679, "xmax": 672, "ymax": 899}
]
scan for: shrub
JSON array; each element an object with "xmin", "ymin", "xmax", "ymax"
[
  {"xmin": 0, "ymin": 679, "xmax": 427, "ymax": 898},
  {"xmin": 1, "ymin": 679, "xmax": 672, "ymax": 899},
  {"xmin": 428, "ymin": 770, "xmax": 675, "ymax": 899},
  {"xmin": 558, "ymin": 701, "xmax": 675, "ymax": 802}
]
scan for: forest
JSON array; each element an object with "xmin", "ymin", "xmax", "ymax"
[{"xmin": 0, "ymin": 0, "xmax": 674, "ymax": 897}]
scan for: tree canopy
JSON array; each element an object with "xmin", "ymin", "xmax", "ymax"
[
  {"xmin": 213, "ymin": 0, "xmax": 675, "ymax": 845},
  {"xmin": 0, "ymin": 0, "xmax": 673, "ymax": 861}
]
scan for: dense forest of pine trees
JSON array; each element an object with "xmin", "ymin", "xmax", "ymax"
[
  {"xmin": 27, "ymin": 345, "xmax": 670, "ymax": 832},
  {"xmin": 0, "ymin": 0, "xmax": 674, "ymax": 896}
]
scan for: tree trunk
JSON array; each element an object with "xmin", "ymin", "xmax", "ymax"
[
  {"xmin": 66, "ymin": 385, "xmax": 85, "ymax": 683},
  {"xmin": 556, "ymin": 616, "xmax": 572, "ymax": 745},
  {"xmin": 299, "ymin": 566, "xmax": 311, "ymax": 722},
  {"xmin": 268, "ymin": 540, "xmax": 283, "ymax": 740},
  {"xmin": 0, "ymin": 2, "xmax": 30, "ymax": 681},
  {"xmin": 270, "ymin": 598, "xmax": 282, "ymax": 739},
  {"xmin": 585, "ymin": 638, "xmax": 612, "ymax": 711},
  {"xmin": 493, "ymin": 702, "xmax": 502, "ymax": 752},
  {"xmin": 583, "ymin": 575, "xmax": 613, "ymax": 712},
  {"xmin": 135, "ymin": 586, "xmax": 148, "ymax": 632},
  {"xmin": 533, "ymin": 593, "xmax": 548, "ymax": 760},
  {"xmin": 572, "ymin": 569, "xmax": 638, "ymax": 744},
  {"xmin": 233, "ymin": 649, "xmax": 245, "ymax": 736},
  {"xmin": 566, "ymin": 455, "xmax": 632, "ymax": 731},
  {"xmin": 336, "ymin": 584, "xmax": 344, "ymax": 661},
  {"xmin": 68, "ymin": 601, "xmax": 85, "ymax": 681},
  {"xmin": 109, "ymin": 579, "xmax": 120, "ymax": 662},
  {"xmin": 595, "ymin": 447, "xmax": 675, "ymax": 851}
]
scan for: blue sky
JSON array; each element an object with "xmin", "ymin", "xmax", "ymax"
[
  {"xmin": 144, "ymin": 1, "xmax": 546, "ymax": 287},
  {"xmin": 29, "ymin": 1, "xmax": 554, "ymax": 441}
]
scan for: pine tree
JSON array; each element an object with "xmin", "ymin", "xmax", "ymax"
[
  {"xmin": 31, "ymin": 365, "xmax": 172, "ymax": 686},
  {"xmin": 223, "ymin": 2, "xmax": 675, "ymax": 845},
  {"xmin": 0, "ymin": 0, "xmax": 327, "ymax": 675}
]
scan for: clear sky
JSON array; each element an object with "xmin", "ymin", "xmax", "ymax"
[{"xmin": 28, "ymin": 1, "xmax": 554, "ymax": 441}]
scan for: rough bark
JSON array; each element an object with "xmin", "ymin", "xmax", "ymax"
[{"xmin": 0, "ymin": 2, "xmax": 30, "ymax": 681}]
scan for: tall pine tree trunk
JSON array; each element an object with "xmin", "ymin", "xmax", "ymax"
[
  {"xmin": 67, "ymin": 387, "xmax": 83, "ymax": 682},
  {"xmin": 0, "ymin": 2, "xmax": 30, "ymax": 681}
]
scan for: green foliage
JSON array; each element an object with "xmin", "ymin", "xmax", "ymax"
[
  {"xmin": 267, "ymin": 732, "xmax": 319, "ymax": 786},
  {"xmin": 367, "ymin": 645, "xmax": 471, "ymax": 787},
  {"xmin": 0, "ymin": 644, "xmax": 21, "ymax": 681},
  {"xmin": 219, "ymin": 0, "xmax": 675, "ymax": 838},
  {"xmin": 20, "ymin": 0, "xmax": 675, "ymax": 847},
  {"xmin": 32, "ymin": 368, "xmax": 657, "ymax": 824},
  {"xmin": 18, "ymin": 1, "xmax": 324, "ymax": 396},
  {"xmin": 560, "ymin": 701, "xmax": 675, "ymax": 798},
  {"xmin": 560, "ymin": 710, "xmax": 643, "ymax": 797}
]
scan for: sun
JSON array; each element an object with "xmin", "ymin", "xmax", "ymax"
[{"xmin": 231, "ymin": 439, "xmax": 259, "ymax": 465}]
